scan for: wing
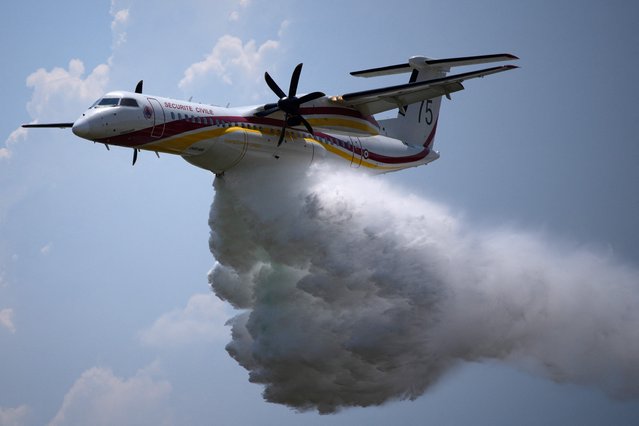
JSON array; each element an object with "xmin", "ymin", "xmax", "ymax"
[{"xmin": 332, "ymin": 65, "xmax": 518, "ymax": 116}]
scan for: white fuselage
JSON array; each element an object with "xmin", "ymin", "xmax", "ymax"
[{"xmin": 71, "ymin": 91, "xmax": 440, "ymax": 174}]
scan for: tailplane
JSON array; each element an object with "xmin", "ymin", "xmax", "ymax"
[{"xmin": 350, "ymin": 54, "xmax": 518, "ymax": 148}]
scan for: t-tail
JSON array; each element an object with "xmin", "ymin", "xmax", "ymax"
[{"xmin": 350, "ymin": 53, "xmax": 518, "ymax": 149}]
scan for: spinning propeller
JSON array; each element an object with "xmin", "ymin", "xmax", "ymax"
[{"xmin": 255, "ymin": 63, "xmax": 325, "ymax": 146}]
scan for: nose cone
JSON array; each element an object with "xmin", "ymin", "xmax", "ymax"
[{"xmin": 72, "ymin": 117, "xmax": 92, "ymax": 139}]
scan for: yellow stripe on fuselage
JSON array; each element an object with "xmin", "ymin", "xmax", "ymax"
[{"xmin": 140, "ymin": 125, "xmax": 408, "ymax": 172}]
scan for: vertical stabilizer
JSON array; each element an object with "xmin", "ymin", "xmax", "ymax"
[{"xmin": 378, "ymin": 56, "xmax": 448, "ymax": 148}]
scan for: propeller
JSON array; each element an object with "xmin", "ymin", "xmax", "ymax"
[{"xmin": 255, "ymin": 63, "xmax": 325, "ymax": 146}]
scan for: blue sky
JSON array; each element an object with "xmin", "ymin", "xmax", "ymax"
[{"xmin": 1, "ymin": 1, "xmax": 639, "ymax": 425}]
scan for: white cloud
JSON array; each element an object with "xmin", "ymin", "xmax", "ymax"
[
  {"xmin": 20, "ymin": 1, "xmax": 128, "ymax": 126},
  {"xmin": 0, "ymin": 308, "xmax": 16, "ymax": 334},
  {"xmin": 109, "ymin": 1, "xmax": 129, "ymax": 48},
  {"xmin": 178, "ymin": 34, "xmax": 280, "ymax": 88},
  {"xmin": 0, "ymin": 405, "xmax": 29, "ymax": 426},
  {"xmin": 25, "ymin": 59, "xmax": 109, "ymax": 120},
  {"xmin": 48, "ymin": 367, "xmax": 172, "ymax": 426},
  {"xmin": 40, "ymin": 242, "xmax": 53, "ymax": 256},
  {"xmin": 0, "ymin": 127, "xmax": 28, "ymax": 161},
  {"xmin": 139, "ymin": 293, "xmax": 229, "ymax": 347},
  {"xmin": 278, "ymin": 19, "xmax": 290, "ymax": 38},
  {"xmin": 228, "ymin": 0, "xmax": 250, "ymax": 21}
]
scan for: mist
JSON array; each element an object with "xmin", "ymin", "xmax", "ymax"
[{"xmin": 207, "ymin": 164, "xmax": 639, "ymax": 414}]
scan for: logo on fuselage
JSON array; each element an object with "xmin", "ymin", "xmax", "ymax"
[{"xmin": 143, "ymin": 105, "xmax": 153, "ymax": 120}]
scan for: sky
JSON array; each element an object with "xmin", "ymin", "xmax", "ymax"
[{"xmin": 1, "ymin": 0, "xmax": 639, "ymax": 425}]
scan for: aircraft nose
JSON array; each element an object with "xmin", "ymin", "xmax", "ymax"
[{"xmin": 72, "ymin": 118, "xmax": 92, "ymax": 139}]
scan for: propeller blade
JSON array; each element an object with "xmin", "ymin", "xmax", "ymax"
[
  {"xmin": 132, "ymin": 148, "xmax": 138, "ymax": 166},
  {"xmin": 135, "ymin": 80, "xmax": 143, "ymax": 94},
  {"xmin": 288, "ymin": 63, "xmax": 303, "ymax": 97},
  {"xmin": 277, "ymin": 127, "xmax": 287, "ymax": 147},
  {"xmin": 264, "ymin": 72, "xmax": 286, "ymax": 99},
  {"xmin": 22, "ymin": 123, "xmax": 74, "ymax": 128},
  {"xmin": 297, "ymin": 91, "xmax": 325, "ymax": 105},
  {"xmin": 277, "ymin": 116, "xmax": 288, "ymax": 147},
  {"xmin": 299, "ymin": 116, "xmax": 315, "ymax": 135}
]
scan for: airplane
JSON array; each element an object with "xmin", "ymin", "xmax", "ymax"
[{"xmin": 22, "ymin": 53, "xmax": 518, "ymax": 175}]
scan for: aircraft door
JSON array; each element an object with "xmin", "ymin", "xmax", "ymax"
[
  {"xmin": 147, "ymin": 98, "xmax": 165, "ymax": 138},
  {"xmin": 350, "ymin": 137, "xmax": 362, "ymax": 168}
]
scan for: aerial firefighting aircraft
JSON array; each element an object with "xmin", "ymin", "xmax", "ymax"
[{"xmin": 23, "ymin": 53, "xmax": 518, "ymax": 175}]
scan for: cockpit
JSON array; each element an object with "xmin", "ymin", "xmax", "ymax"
[{"xmin": 90, "ymin": 96, "xmax": 140, "ymax": 108}]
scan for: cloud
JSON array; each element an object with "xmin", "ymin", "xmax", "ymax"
[
  {"xmin": 0, "ymin": 308, "xmax": 16, "ymax": 334},
  {"xmin": 278, "ymin": 19, "xmax": 290, "ymax": 38},
  {"xmin": 139, "ymin": 293, "xmax": 230, "ymax": 347},
  {"xmin": 25, "ymin": 59, "xmax": 109, "ymax": 121},
  {"xmin": 178, "ymin": 34, "xmax": 280, "ymax": 88},
  {"xmin": 48, "ymin": 366, "xmax": 172, "ymax": 426},
  {"xmin": 109, "ymin": 0, "xmax": 129, "ymax": 48},
  {"xmin": 0, "ymin": 405, "xmax": 29, "ymax": 426},
  {"xmin": 209, "ymin": 165, "xmax": 639, "ymax": 413},
  {"xmin": 0, "ymin": 127, "xmax": 28, "ymax": 161},
  {"xmin": 20, "ymin": 0, "xmax": 130, "ymax": 125},
  {"xmin": 228, "ymin": 0, "xmax": 251, "ymax": 21},
  {"xmin": 40, "ymin": 242, "xmax": 53, "ymax": 256}
]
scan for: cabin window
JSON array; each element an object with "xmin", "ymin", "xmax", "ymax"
[{"xmin": 171, "ymin": 112, "xmax": 176, "ymax": 120}]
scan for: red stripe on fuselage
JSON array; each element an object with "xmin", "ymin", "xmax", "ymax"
[{"xmin": 96, "ymin": 115, "xmax": 436, "ymax": 166}]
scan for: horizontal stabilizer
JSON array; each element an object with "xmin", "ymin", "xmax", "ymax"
[
  {"xmin": 335, "ymin": 65, "xmax": 518, "ymax": 116},
  {"xmin": 351, "ymin": 53, "xmax": 518, "ymax": 78}
]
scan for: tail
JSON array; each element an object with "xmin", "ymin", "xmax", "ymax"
[{"xmin": 352, "ymin": 54, "xmax": 518, "ymax": 148}]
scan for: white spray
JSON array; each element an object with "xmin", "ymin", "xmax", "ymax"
[{"xmin": 208, "ymin": 164, "xmax": 639, "ymax": 413}]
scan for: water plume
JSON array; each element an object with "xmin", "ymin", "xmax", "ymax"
[{"xmin": 208, "ymin": 164, "xmax": 639, "ymax": 413}]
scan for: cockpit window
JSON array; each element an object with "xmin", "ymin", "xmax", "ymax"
[
  {"xmin": 120, "ymin": 98, "xmax": 139, "ymax": 107},
  {"xmin": 95, "ymin": 97, "xmax": 120, "ymax": 107},
  {"xmin": 90, "ymin": 97, "xmax": 139, "ymax": 108}
]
